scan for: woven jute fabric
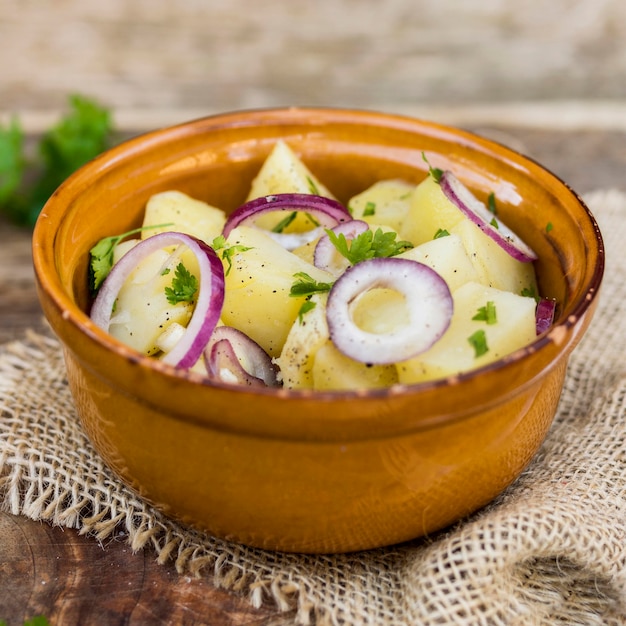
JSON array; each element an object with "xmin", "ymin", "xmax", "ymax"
[{"xmin": 1, "ymin": 190, "xmax": 625, "ymax": 625}]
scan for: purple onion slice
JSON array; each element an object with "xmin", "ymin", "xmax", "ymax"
[
  {"xmin": 326, "ymin": 257, "xmax": 453, "ymax": 364},
  {"xmin": 90, "ymin": 231, "xmax": 225, "ymax": 369},
  {"xmin": 439, "ymin": 171, "xmax": 538, "ymax": 262},
  {"xmin": 535, "ymin": 298, "xmax": 556, "ymax": 335},
  {"xmin": 222, "ymin": 193, "xmax": 352, "ymax": 239},
  {"xmin": 204, "ymin": 326, "xmax": 280, "ymax": 387}
]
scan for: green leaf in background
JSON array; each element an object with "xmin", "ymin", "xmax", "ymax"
[
  {"xmin": 0, "ymin": 94, "xmax": 115, "ymax": 227},
  {"xmin": 0, "ymin": 117, "xmax": 27, "ymax": 220}
]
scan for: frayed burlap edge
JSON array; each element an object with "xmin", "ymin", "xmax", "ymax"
[{"xmin": 1, "ymin": 189, "xmax": 625, "ymax": 625}]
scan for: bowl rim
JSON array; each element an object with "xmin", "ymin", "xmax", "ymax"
[{"xmin": 32, "ymin": 106, "xmax": 606, "ymax": 408}]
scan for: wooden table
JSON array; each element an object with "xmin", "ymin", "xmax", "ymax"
[{"xmin": 1, "ymin": 123, "xmax": 625, "ymax": 625}]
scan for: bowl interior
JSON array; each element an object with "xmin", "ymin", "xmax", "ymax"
[{"xmin": 33, "ymin": 107, "xmax": 604, "ymax": 436}]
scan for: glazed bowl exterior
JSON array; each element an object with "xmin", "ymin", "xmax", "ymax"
[{"xmin": 32, "ymin": 108, "xmax": 604, "ymax": 553}]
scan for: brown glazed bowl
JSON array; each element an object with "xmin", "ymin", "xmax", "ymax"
[{"xmin": 32, "ymin": 108, "xmax": 604, "ymax": 553}]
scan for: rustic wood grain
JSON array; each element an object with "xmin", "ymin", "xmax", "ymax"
[
  {"xmin": 0, "ymin": 219, "xmax": 47, "ymax": 344},
  {"xmin": 1, "ymin": 125, "xmax": 625, "ymax": 625},
  {"xmin": 0, "ymin": 511, "xmax": 293, "ymax": 625},
  {"xmin": 2, "ymin": 0, "xmax": 626, "ymax": 113}
]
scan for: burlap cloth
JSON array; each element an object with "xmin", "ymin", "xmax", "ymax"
[{"xmin": 1, "ymin": 190, "xmax": 625, "ymax": 625}]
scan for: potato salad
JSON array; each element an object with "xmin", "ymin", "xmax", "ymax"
[{"xmin": 89, "ymin": 140, "xmax": 555, "ymax": 390}]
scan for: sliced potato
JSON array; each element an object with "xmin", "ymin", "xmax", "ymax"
[
  {"xmin": 350, "ymin": 287, "xmax": 410, "ymax": 335},
  {"xmin": 274, "ymin": 293, "xmax": 330, "ymax": 389},
  {"xmin": 397, "ymin": 233, "xmax": 479, "ymax": 292},
  {"xmin": 109, "ymin": 247, "xmax": 199, "ymax": 356},
  {"xmin": 142, "ymin": 190, "xmax": 226, "ymax": 244},
  {"xmin": 221, "ymin": 226, "xmax": 334, "ymax": 357},
  {"xmin": 451, "ymin": 218, "xmax": 538, "ymax": 296},
  {"xmin": 312, "ymin": 341, "xmax": 398, "ymax": 391},
  {"xmin": 400, "ymin": 174, "xmax": 465, "ymax": 245},
  {"xmin": 396, "ymin": 281, "xmax": 537, "ymax": 384},
  {"xmin": 347, "ymin": 179, "xmax": 414, "ymax": 233},
  {"xmin": 246, "ymin": 140, "xmax": 336, "ymax": 232}
]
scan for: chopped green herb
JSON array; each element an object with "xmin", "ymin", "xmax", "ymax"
[
  {"xmin": 546, "ymin": 222, "xmax": 553, "ymax": 233},
  {"xmin": 305, "ymin": 212, "xmax": 320, "ymax": 227},
  {"xmin": 306, "ymin": 176, "xmax": 320, "ymax": 195},
  {"xmin": 289, "ymin": 272, "xmax": 333, "ymax": 297},
  {"xmin": 297, "ymin": 298, "xmax": 317, "ymax": 323},
  {"xmin": 472, "ymin": 301, "xmax": 497, "ymax": 325},
  {"xmin": 1, "ymin": 94, "xmax": 115, "ymax": 227},
  {"xmin": 422, "ymin": 151, "xmax": 443, "ymax": 183},
  {"xmin": 161, "ymin": 267, "xmax": 171, "ymax": 276},
  {"xmin": 490, "ymin": 217, "xmax": 499, "ymax": 229},
  {"xmin": 164, "ymin": 262, "xmax": 198, "ymax": 305},
  {"xmin": 363, "ymin": 201, "xmax": 376, "ymax": 217},
  {"xmin": 89, "ymin": 223, "xmax": 173, "ymax": 295},
  {"xmin": 272, "ymin": 211, "xmax": 297, "ymax": 233},
  {"xmin": 487, "ymin": 192, "xmax": 497, "ymax": 215},
  {"xmin": 521, "ymin": 286, "xmax": 540, "ymax": 303},
  {"xmin": 434, "ymin": 228, "xmax": 450, "ymax": 239},
  {"xmin": 211, "ymin": 235, "xmax": 253, "ymax": 276},
  {"xmin": 326, "ymin": 227, "xmax": 413, "ymax": 265},
  {"xmin": 468, "ymin": 329, "xmax": 489, "ymax": 357}
]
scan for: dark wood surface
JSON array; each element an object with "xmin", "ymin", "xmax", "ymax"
[{"xmin": 1, "ymin": 125, "xmax": 625, "ymax": 625}]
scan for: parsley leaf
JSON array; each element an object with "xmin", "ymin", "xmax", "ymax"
[
  {"xmin": 546, "ymin": 222, "xmax": 554, "ymax": 233},
  {"xmin": 363, "ymin": 201, "xmax": 376, "ymax": 217},
  {"xmin": 487, "ymin": 192, "xmax": 497, "ymax": 215},
  {"xmin": 472, "ymin": 301, "xmax": 497, "ymax": 325},
  {"xmin": 306, "ymin": 176, "xmax": 320, "ymax": 195},
  {"xmin": 1, "ymin": 94, "xmax": 115, "ymax": 227},
  {"xmin": 211, "ymin": 235, "xmax": 253, "ymax": 275},
  {"xmin": 164, "ymin": 262, "xmax": 198, "ymax": 305},
  {"xmin": 468, "ymin": 329, "xmax": 489, "ymax": 357},
  {"xmin": 272, "ymin": 211, "xmax": 297, "ymax": 233},
  {"xmin": 297, "ymin": 299, "xmax": 317, "ymax": 324},
  {"xmin": 289, "ymin": 272, "xmax": 333, "ymax": 297},
  {"xmin": 326, "ymin": 227, "xmax": 413, "ymax": 265},
  {"xmin": 434, "ymin": 228, "xmax": 450, "ymax": 239},
  {"xmin": 521, "ymin": 286, "xmax": 540, "ymax": 303},
  {"xmin": 422, "ymin": 151, "xmax": 443, "ymax": 183},
  {"xmin": 89, "ymin": 223, "xmax": 172, "ymax": 295}
]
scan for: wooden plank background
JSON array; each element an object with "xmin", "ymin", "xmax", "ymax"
[{"xmin": 1, "ymin": 0, "xmax": 626, "ymax": 123}]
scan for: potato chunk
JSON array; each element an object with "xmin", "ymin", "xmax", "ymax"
[
  {"xmin": 451, "ymin": 218, "xmax": 538, "ymax": 296},
  {"xmin": 274, "ymin": 293, "xmax": 330, "ymax": 389},
  {"xmin": 312, "ymin": 341, "xmax": 398, "ymax": 390},
  {"xmin": 400, "ymin": 174, "xmax": 465, "ymax": 245},
  {"xmin": 246, "ymin": 140, "xmax": 336, "ymax": 233},
  {"xmin": 347, "ymin": 179, "xmax": 414, "ymax": 234},
  {"xmin": 142, "ymin": 190, "xmax": 226, "ymax": 244},
  {"xmin": 221, "ymin": 226, "xmax": 334, "ymax": 357},
  {"xmin": 397, "ymin": 233, "xmax": 478, "ymax": 293},
  {"xmin": 108, "ymin": 247, "xmax": 199, "ymax": 356},
  {"xmin": 396, "ymin": 281, "xmax": 537, "ymax": 384}
]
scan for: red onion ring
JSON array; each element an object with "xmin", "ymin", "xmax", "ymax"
[
  {"xmin": 326, "ymin": 257, "xmax": 453, "ymax": 364},
  {"xmin": 439, "ymin": 171, "xmax": 538, "ymax": 262},
  {"xmin": 222, "ymin": 193, "xmax": 352, "ymax": 239},
  {"xmin": 90, "ymin": 231, "xmax": 225, "ymax": 369},
  {"xmin": 313, "ymin": 219, "xmax": 370, "ymax": 273},
  {"xmin": 204, "ymin": 326, "xmax": 279, "ymax": 387},
  {"xmin": 535, "ymin": 298, "xmax": 556, "ymax": 335}
]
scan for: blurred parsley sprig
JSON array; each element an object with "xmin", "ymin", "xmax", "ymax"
[{"xmin": 0, "ymin": 94, "xmax": 115, "ymax": 227}]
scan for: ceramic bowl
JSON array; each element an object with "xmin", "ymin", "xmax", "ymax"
[{"xmin": 32, "ymin": 108, "xmax": 604, "ymax": 553}]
